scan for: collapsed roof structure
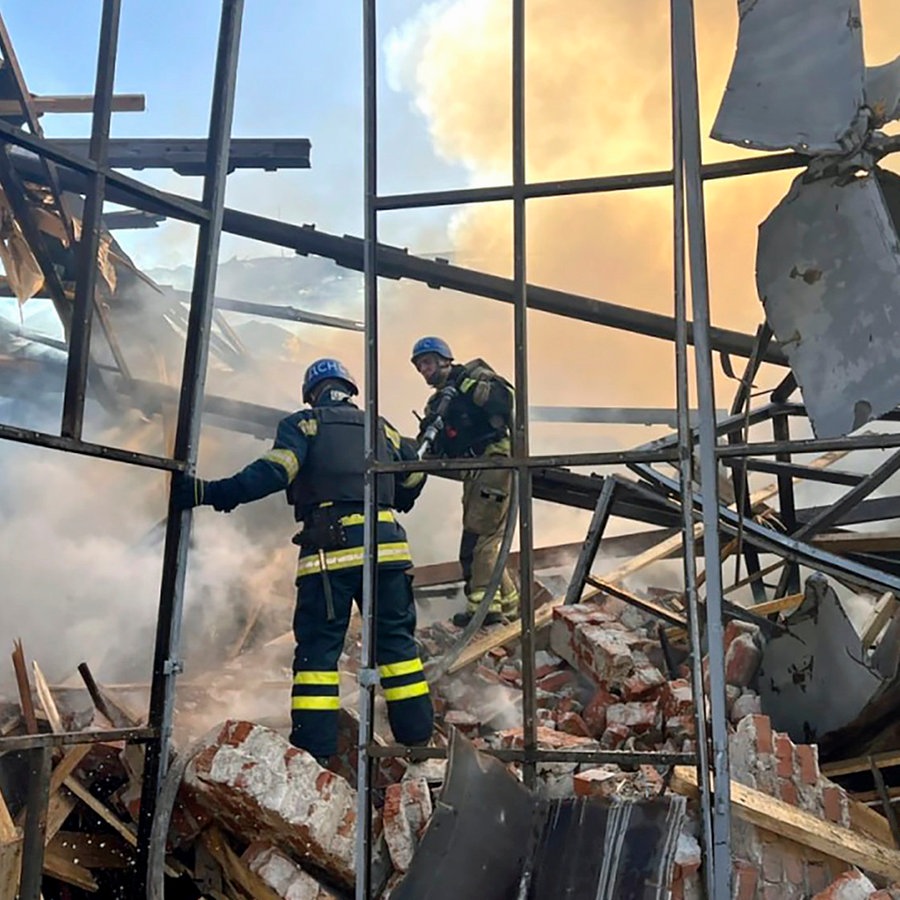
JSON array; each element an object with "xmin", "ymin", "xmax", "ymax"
[{"xmin": 4, "ymin": 1, "xmax": 900, "ymax": 898}]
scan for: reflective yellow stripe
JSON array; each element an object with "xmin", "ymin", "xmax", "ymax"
[
  {"xmin": 460, "ymin": 377, "xmax": 476, "ymax": 393},
  {"xmin": 401, "ymin": 471, "xmax": 425, "ymax": 489},
  {"xmin": 262, "ymin": 448, "xmax": 300, "ymax": 482},
  {"xmin": 338, "ymin": 510, "xmax": 395, "ymax": 527},
  {"xmin": 383, "ymin": 682, "xmax": 430, "ymax": 702},
  {"xmin": 296, "ymin": 542, "xmax": 412, "ymax": 577},
  {"xmin": 383, "ymin": 424, "xmax": 402, "ymax": 450},
  {"xmin": 298, "ymin": 418, "xmax": 318, "ymax": 437},
  {"xmin": 292, "ymin": 696, "xmax": 341, "ymax": 710},
  {"xmin": 293, "ymin": 671, "xmax": 340, "ymax": 686},
  {"xmin": 379, "ymin": 659, "xmax": 424, "ymax": 678}
]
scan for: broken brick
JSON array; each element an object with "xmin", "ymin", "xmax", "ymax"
[
  {"xmin": 555, "ymin": 711, "xmax": 591, "ymax": 737},
  {"xmin": 605, "ymin": 700, "xmax": 660, "ymax": 736},
  {"xmin": 382, "ymin": 777, "xmax": 433, "ymax": 873},
  {"xmin": 581, "ymin": 684, "xmax": 618, "ymax": 738},
  {"xmin": 184, "ymin": 720, "xmax": 360, "ymax": 889},
  {"xmin": 243, "ymin": 843, "xmax": 338, "ymax": 899},
  {"xmin": 724, "ymin": 632, "xmax": 761, "ymax": 688},
  {"xmin": 811, "ymin": 868, "xmax": 876, "ymax": 899}
]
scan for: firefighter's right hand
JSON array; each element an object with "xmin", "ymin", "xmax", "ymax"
[{"xmin": 172, "ymin": 472, "xmax": 206, "ymax": 511}]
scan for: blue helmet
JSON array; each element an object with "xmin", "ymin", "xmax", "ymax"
[
  {"xmin": 302, "ymin": 358, "xmax": 358, "ymax": 403},
  {"xmin": 411, "ymin": 336, "xmax": 453, "ymax": 365}
]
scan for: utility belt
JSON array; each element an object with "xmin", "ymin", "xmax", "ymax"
[
  {"xmin": 292, "ymin": 506, "xmax": 396, "ymax": 552},
  {"xmin": 464, "ymin": 430, "xmax": 510, "ymax": 458}
]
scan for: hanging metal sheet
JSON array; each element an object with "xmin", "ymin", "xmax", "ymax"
[
  {"xmin": 392, "ymin": 732, "xmax": 686, "ymax": 900},
  {"xmin": 712, "ymin": 0, "xmax": 866, "ymax": 153},
  {"xmin": 758, "ymin": 573, "xmax": 883, "ymax": 744},
  {"xmin": 757, "ymin": 168, "xmax": 900, "ymax": 438}
]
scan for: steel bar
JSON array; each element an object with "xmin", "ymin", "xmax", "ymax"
[
  {"xmin": 18, "ymin": 745, "xmax": 51, "ymax": 900},
  {"xmin": 796, "ymin": 496, "xmax": 900, "ymax": 528},
  {"xmin": 45, "ymin": 136, "xmax": 311, "ymax": 174},
  {"xmin": 0, "ymin": 12, "xmax": 76, "ymax": 246},
  {"xmin": 634, "ymin": 463, "xmax": 900, "ymax": 597},
  {"xmin": 102, "ymin": 210, "xmax": 165, "ymax": 229},
  {"xmin": 370, "ymin": 428, "xmax": 900, "ymax": 473},
  {"xmin": 729, "ymin": 323, "xmax": 773, "ymax": 417},
  {"xmin": 530, "ymin": 405, "xmax": 721, "ymax": 426},
  {"xmin": 869, "ymin": 758, "xmax": 900, "ymax": 849},
  {"xmin": 774, "ymin": 447, "xmax": 900, "ymax": 597},
  {"xmin": 564, "ymin": 478, "xmax": 617, "ymax": 604},
  {"xmin": 61, "ymin": 0, "xmax": 121, "ymax": 440},
  {"xmin": 719, "ymin": 457, "xmax": 862, "ymax": 487},
  {"xmin": 209, "ymin": 293, "xmax": 363, "ymax": 331},
  {"xmin": 357, "ymin": 1, "xmax": 378, "ymax": 895},
  {"xmin": 670, "ymin": 26, "xmax": 717, "ymax": 892},
  {"xmin": 0, "ymin": 727, "xmax": 155, "ymax": 752},
  {"xmin": 672, "ymin": 0, "xmax": 732, "ymax": 891},
  {"xmin": 134, "ymin": 3, "xmax": 243, "ymax": 894},
  {"xmin": 9, "ymin": 148, "xmax": 784, "ymax": 368},
  {"xmin": 511, "ymin": 0, "xmax": 537, "ymax": 793},
  {"xmin": 0, "ymin": 121, "xmax": 210, "ymax": 224},
  {"xmin": 0, "ymin": 93, "xmax": 144, "ymax": 115},
  {"xmin": 0, "ymin": 422, "xmax": 183, "ymax": 470},
  {"xmin": 365, "ymin": 744, "xmax": 695, "ymax": 766},
  {"xmin": 374, "ymin": 150, "xmax": 808, "ymax": 210},
  {"xmin": 771, "ymin": 372, "xmax": 797, "ymax": 403}
]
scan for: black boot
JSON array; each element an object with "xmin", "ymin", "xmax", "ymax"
[{"xmin": 452, "ymin": 609, "xmax": 503, "ymax": 628}]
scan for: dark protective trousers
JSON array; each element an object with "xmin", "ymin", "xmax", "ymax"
[{"xmin": 290, "ymin": 565, "xmax": 434, "ymax": 759}]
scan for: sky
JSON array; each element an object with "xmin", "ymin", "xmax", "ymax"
[{"xmin": 0, "ymin": 0, "xmax": 463, "ymax": 265}]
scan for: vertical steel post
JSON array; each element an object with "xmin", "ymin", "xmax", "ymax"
[
  {"xmin": 511, "ymin": 0, "xmax": 536, "ymax": 789},
  {"xmin": 670, "ymin": 15, "xmax": 717, "ymax": 896},
  {"xmin": 61, "ymin": 0, "xmax": 121, "ymax": 440},
  {"xmin": 134, "ymin": 2, "xmax": 243, "ymax": 893},
  {"xmin": 671, "ymin": 0, "xmax": 732, "ymax": 894},
  {"xmin": 773, "ymin": 413, "xmax": 800, "ymax": 594},
  {"xmin": 356, "ymin": 1, "xmax": 378, "ymax": 896},
  {"xmin": 18, "ymin": 745, "xmax": 51, "ymax": 900}
]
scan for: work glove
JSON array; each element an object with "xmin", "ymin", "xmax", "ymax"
[{"xmin": 171, "ymin": 472, "xmax": 206, "ymax": 511}]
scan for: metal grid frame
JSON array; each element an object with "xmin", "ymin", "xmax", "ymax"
[
  {"xmin": 356, "ymin": 1, "xmax": 732, "ymax": 896},
  {"xmin": 1, "ymin": 2, "xmax": 900, "ymax": 898},
  {"xmin": 0, "ymin": 1, "xmax": 245, "ymax": 896}
]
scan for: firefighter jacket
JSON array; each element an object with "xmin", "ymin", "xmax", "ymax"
[
  {"xmin": 419, "ymin": 358, "xmax": 514, "ymax": 458},
  {"xmin": 201, "ymin": 392, "xmax": 426, "ymax": 574}
]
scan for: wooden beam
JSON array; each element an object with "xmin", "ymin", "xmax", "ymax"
[
  {"xmin": 813, "ymin": 533, "xmax": 900, "ymax": 555},
  {"xmin": 0, "ymin": 94, "xmax": 145, "ymax": 116},
  {"xmin": 48, "ymin": 831, "xmax": 131, "ymax": 869},
  {"xmin": 670, "ymin": 766, "xmax": 900, "ymax": 881},
  {"xmin": 41, "ymin": 845, "xmax": 98, "ymax": 892},
  {"xmin": 200, "ymin": 828, "xmax": 282, "ymax": 900},
  {"xmin": 823, "ymin": 750, "xmax": 900, "ymax": 779},
  {"xmin": 0, "ymin": 786, "xmax": 20, "ymax": 900},
  {"xmin": 861, "ymin": 592, "xmax": 899, "ymax": 648},
  {"xmin": 10, "ymin": 640, "xmax": 37, "ymax": 734},
  {"xmin": 32, "ymin": 661, "xmax": 63, "ymax": 734},
  {"xmin": 586, "ymin": 577, "xmax": 686, "ymax": 627}
]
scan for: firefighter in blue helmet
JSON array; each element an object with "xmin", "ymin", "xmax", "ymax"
[
  {"xmin": 173, "ymin": 358, "xmax": 433, "ymax": 763},
  {"xmin": 411, "ymin": 337, "xmax": 520, "ymax": 627}
]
